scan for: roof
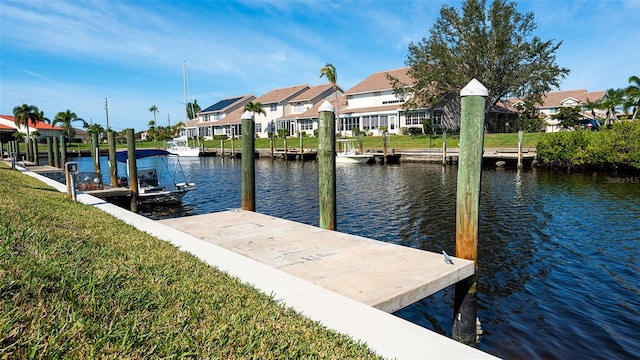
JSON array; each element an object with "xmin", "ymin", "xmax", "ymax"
[
  {"xmin": 344, "ymin": 68, "xmax": 414, "ymax": 95},
  {"xmin": 0, "ymin": 123, "xmax": 15, "ymax": 131},
  {"xmin": 537, "ymin": 89, "xmax": 606, "ymax": 108},
  {"xmin": 201, "ymin": 96, "xmax": 243, "ymax": 113},
  {"xmin": 253, "ymin": 84, "xmax": 309, "ymax": 104},
  {"xmin": 0, "ymin": 114, "xmax": 64, "ymax": 131},
  {"xmin": 279, "ymin": 96, "xmax": 348, "ymax": 120},
  {"xmin": 200, "ymin": 94, "xmax": 254, "ymax": 113},
  {"xmin": 289, "ymin": 84, "xmax": 337, "ymax": 103}
]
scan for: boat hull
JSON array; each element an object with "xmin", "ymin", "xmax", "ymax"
[{"xmin": 336, "ymin": 154, "xmax": 373, "ymax": 164}]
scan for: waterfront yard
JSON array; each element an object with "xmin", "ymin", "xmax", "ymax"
[{"xmin": 0, "ymin": 162, "xmax": 381, "ymax": 359}]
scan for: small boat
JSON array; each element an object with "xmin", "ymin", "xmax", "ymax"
[
  {"xmin": 116, "ymin": 149, "xmax": 196, "ymax": 205},
  {"xmin": 166, "ymin": 135, "xmax": 200, "ymax": 157},
  {"xmin": 336, "ymin": 139, "xmax": 373, "ymax": 164}
]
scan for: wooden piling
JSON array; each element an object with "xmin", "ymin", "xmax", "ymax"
[
  {"xmin": 220, "ymin": 139, "xmax": 224, "ymax": 157},
  {"xmin": 32, "ymin": 137, "xmax": 39, "ymax": 166},
  {"xmin": 241, "ymin": 111, "xmax": 255, "ymax": 211},
  {"xmin": 299, "ymin": 132, "xmax": 304, "ymax": 161},
  {"xmin": 59, "ymin": 135, "xmax": 67, "ymax": 170},
  {"xmin": 442, "ymin": 130, "xmax": 448, "ymax": 166},
  {"xmin": 108, "ymin": 131, "xmax": 118, "ymax": 186},
  {"xmin": 318, "ymin": 101, "xmax": 336, "ymax": 231},
  {"xmin": 46, "ymin": 137, "xmax": 53, "ymax": 166},
  {"xmin": 453, "ymin": 78, "xmax": 487, "ymax": 345},
  {"xmin": 53, "ymin": 137, "xmax": 60, "ymax": 168},
  {"xmin": 517, "ymin": 130, "xmax": 523, "ymax": 169},
  {"xmin": 126, "ymin": 129, "xmax": 138, "ymax": 213},
  {"xmin": 91, "ymin": 133, "xmax": 100, "ymax": 174}
]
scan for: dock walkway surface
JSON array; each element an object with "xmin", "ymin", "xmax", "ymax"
[
  {"xmin": 13, "ymin": 163, "xmax": 498, "ymax": 359},
  {"xmin": 159, "ymin": 211, "xmax": 474, "ymax": 313}
]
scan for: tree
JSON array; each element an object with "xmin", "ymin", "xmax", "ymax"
[
  {"xmin": 390, "ymin": 0, "xmax": 569, "ymax": 130},
  {"xmin": 599, "ymin": 88, "xmax": 625, "ymax": 127},
  {"xmin": 53, "ymin": 109, "xmax": 87, "ymax": 141},
  {"xmin": 320, "ymin": 63, "xmax": 340, "ymax": 132},
  {"xmin": 186, "ymin": 100, "xmax": 201, "ymax": 121},
  {"xmin": 551, "ymin": 106, "xmax": 584, "ymax": 129},
  {"xmin": 147, "ymin": 119, "xmax": 156, "ymax": 141},
  {"xmin": 149, "ymin": 105, "xmax": 159, "ymax": 127},
  {"xmin": 84, "ymin": 123, "xmax": 105, "ymax": 139},
  {"xmin": 13, "ymin": 103, "xmax": 42, "ymax": 161},
  {"xmin": 244, "ymin": 101, "xmax": 267, "ymax": 132},
  {"xmin": 625, "ymin": 75, "xmax": 639, "ymax": 120}
]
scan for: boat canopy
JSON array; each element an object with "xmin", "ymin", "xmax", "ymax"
[{"xmin": 115, "ymin": 149, "xmax": 172, "ymax": 163}]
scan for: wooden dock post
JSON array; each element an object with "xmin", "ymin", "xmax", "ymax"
[
  {"xmin": 241, "ymin": 111, "xmax": 255, "ymax": 211},
  {"xmin": 318, "ymin": 101, "xmax": 336, "ymax": 231},
  {"xmin": 107, "ymin": 131, "xmax": 118, "ymax": 186},
  {"xmin": 59, "ymin": 135, "xmax": 67, "ymax": 170},
  {"xmin": 126, "ymin": 129, "xmax": 138, "ymax": 213},
  {"xmin": 442, "ymin": 130, "xmax": 448, "ymax": 166},
  {"xmin": 453, "ymin": 78, "xmax": 487, "ymax": 345},
  {"xmin": 383, "ymin": 132, "xmax": 389, "ymax": 164},
  {"xmin": 220, "ymin": 139, "xmax": 224, "ymax": 157},
  {"xmin": 91, "ymin": 133, "xmax": 100, "ymax": 174},
  {"xmin": 46, "ymin": 137, "xmax": 53, "ymax": 166},
  {"xmin": 53, "ymin": 136, "xmax": 60, "ymax": 168},
  {"xmin": 299, "ymin": 132, "xmax": 304, "ymax": 161},
  {"xmin": 517, "ymin": 130, "xmax": 523, "ymax": 169},
  {"xmin": 32, "ymin": 137, "xmax": 39, "ymax": 166}
]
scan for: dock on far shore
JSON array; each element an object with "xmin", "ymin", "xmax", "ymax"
[{"xmin": 159, "ymin": 210, "xmax": 475, "ymax": 313}]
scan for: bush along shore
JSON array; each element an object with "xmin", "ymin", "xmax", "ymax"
[
  {"xmin": 536, "ymin": 121, "xmax": 640, "ymax": 173},
  {"xmin": 0, "ymin": 164, "xmax": 381, "ymax": 359}
]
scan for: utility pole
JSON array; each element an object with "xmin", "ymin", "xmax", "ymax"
[{"xmin": 104, "ymin": 98, "xmax": 110, "ymax": 132}]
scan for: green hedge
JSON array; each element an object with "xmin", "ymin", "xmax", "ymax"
[{"xmin": 536, "ymin": 121, "xmax": 640, "ymax": 169}]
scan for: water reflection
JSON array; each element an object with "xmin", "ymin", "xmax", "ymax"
[{"xmin": 71, "ymin": 156, "xmax": 639, "ymax": 359}]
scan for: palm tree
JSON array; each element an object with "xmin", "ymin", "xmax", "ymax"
[
  {"xmin": 13, "ymin": 103, "xmax": 41, "ymax": 161},
  {"xmin": 625, "ymin": 75, "xmax": 640, "ymax": 120},
  {"xmin": 147, "ymin": 119, "xmax": 156, "ymax": 141},
  {"xmin": 53, "ymin": 109, "xmax": 87, "ymax": 141},
  {"xmin": 320, "ymin": 63, "xmax": 340, "ymax": 133},
  {"xmin": 149, "ymin": 105, "xmax": 159, "ymax": 127},
  {"xmin": 244, "ymin": 101, "xmax": 267, "ymax": 136},
  {"xmin": 186, "ymin": 100, "xmax": 201, "ymax": 121},
  {"xmin": 599, "ymin": 88, "xmax": 625, "ymax": 127}
]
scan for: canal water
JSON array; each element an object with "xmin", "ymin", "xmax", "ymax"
[{"xmin": 76, "ymin": 155, "xmax": 639, "ymax": 359}]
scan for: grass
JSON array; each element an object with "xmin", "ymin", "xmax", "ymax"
[{"xmin": 0, "ymin": 163, "xmax": 382, "ymax": 359}]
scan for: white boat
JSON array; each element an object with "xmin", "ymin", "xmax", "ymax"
[
  {"xmin": 166, "ymin": 136, "xmax": 200, "ymax": 157},
  {"xmin": 336, "ymin": 139, "xmax": 373, "ymax": 164},
  {"xmin": 116, "ymin": 149, "xmax": 196, "ymax": 205}
]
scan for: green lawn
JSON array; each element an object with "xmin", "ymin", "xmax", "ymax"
[{"xmin": 0, "ymin": 163, "xmax": 381, "ymax": 358}]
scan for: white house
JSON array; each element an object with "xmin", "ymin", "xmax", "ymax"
[{"xmin": 185, "ymin": 94, "xmax": 255, "ymax": 139}]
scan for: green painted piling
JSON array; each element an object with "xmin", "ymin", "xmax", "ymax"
[
  {"xmin": 453, "ymin": 79, "xmax": 487, "ymax": 345},
  {"xmin": 108, "ymin": 131, "xmax": 118, "ymax": 186},
  {"xmin": 53, "ymin": 137, "xmax": 60, "ymax": 168},
  {"xmin": 91, "ymin": 133, "xmax": 100, "ymax": 174},
  {"xmin": 46, "ymin": 137, "xmax": 53, "ymax": 166},
  {"xmin": 318, "ymin": 101, "xmax": 336, "ymax": 231},
  {"xmin": 241, "ymin": 111, "xmax": 255, "ymax": 211},
  {"xmin": 59, "ymin": 135, "xmax": 67, "ymax": 170},
  {"xmin": 126, "ymin": 129, "xmax": 138, "ymax": 213}
]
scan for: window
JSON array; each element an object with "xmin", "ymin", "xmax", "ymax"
[
  {"xmin": 341, "ymin": 116, "xmax": 358, "ymax": 131},
  {"xmin": 213, "ymin": 113, "xmax": 222, "ymax": 121},
  {"xmin": 293, "ymin": 103, "xmax": 305, "ymax": 114},
  {"xmin": 255, "ymin": 123, "xmax": 262, "ymax": 133},
  {"xmin": 270, "ymin": 103, "xmax": 277, "ymax": 112},
  {"xmin": 380, "ymin": 115, "xmax": 388, "ymax": 128},
  {"xmin": 549, "ymin": 107, "xmax": 559, "ymax": 114},
  {"xmin": 405, "ymin": 111, "xmax": 427, "ymax": 126},
  {"xmin": 432, "ymin": 109, "xmax": 443, "ymax": 126},
  {"xmin": 382, "ymin": 99, "xmax": 403, "ymax": 105},
  {"xmin": 300, "ymin": 119, "xmax": 313, "ymax": 131}
]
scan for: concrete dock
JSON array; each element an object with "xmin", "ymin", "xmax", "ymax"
[
  {"xmin": 13, "ymin": 162, "xmax": 498, "ymax": 359},
  {"xmin": 159, "ymin": 210, "xmax": 474, "ymax": 313}
]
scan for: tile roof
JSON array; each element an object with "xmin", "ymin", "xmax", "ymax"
[
  {"xmin": 0, "ymin": 115, "xmax": 63, "ymax": 130},
  {"xmin": 344, "ymin": 67, "xmax": 413, "ymax": 95},
  {"xmin": 537, "ymin": 89, "xmax": 606, "ymax": 108},
  {"xmin": 279, "ymin": 96, "xmax": 348, "ymax": 120},
  {"xmin": 289, "ymin": 84, "xmax": 337, "ymax": 102},
  {"xmin": 253, "ymin": 84, "xmax": 309, "ymax": 104},
  {"xmin": 0, "ymin": 123, "xmax": 15, "ymax": 130}
]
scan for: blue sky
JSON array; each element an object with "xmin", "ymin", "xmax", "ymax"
[{"xmin": 1, "ymin": 0, "xmax": 639, "ymax": 131}]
